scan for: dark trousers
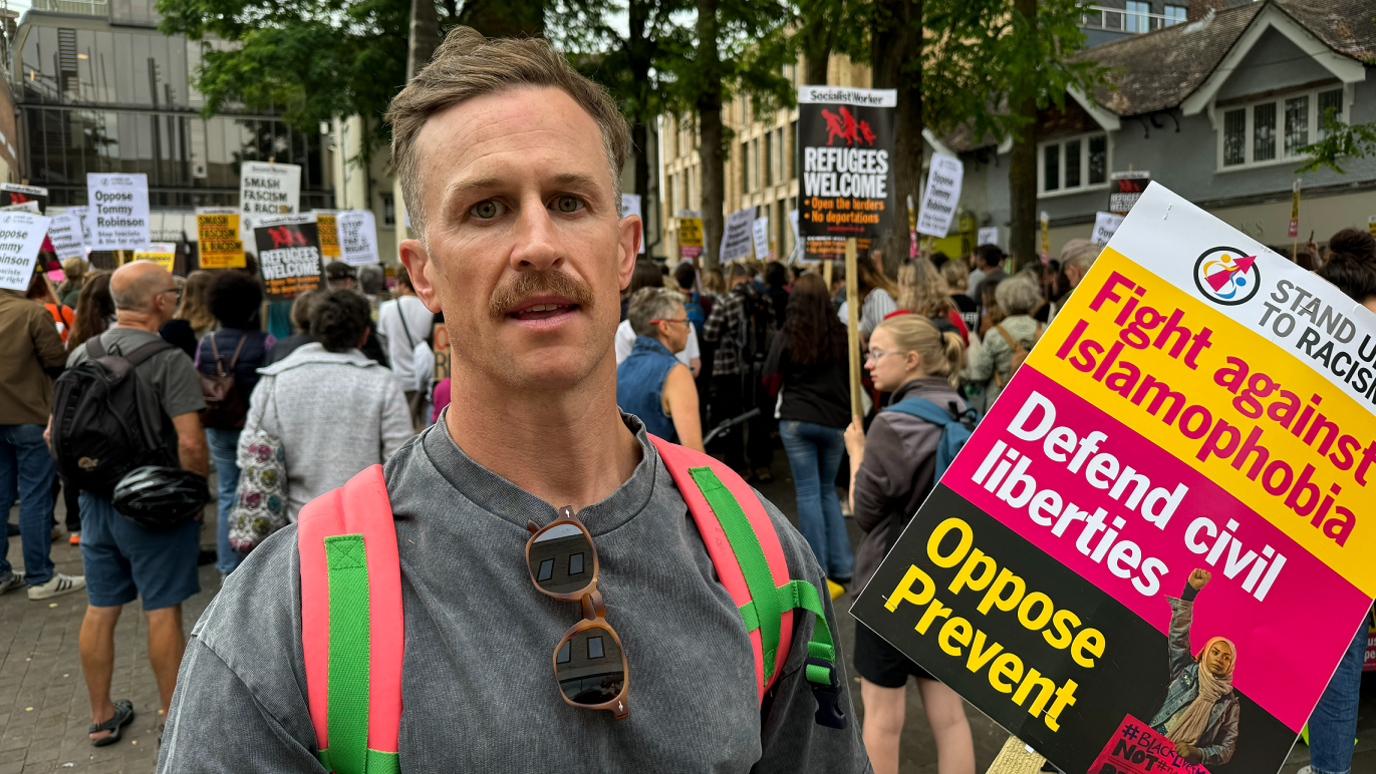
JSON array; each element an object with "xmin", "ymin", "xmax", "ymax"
[{"xmin": 710, "ymin": 372, "xmax": 772, "ymax": 472}]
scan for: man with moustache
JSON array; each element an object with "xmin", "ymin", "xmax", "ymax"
[{"xmin": 158, "ymin": 28, "xmax": 869, "ymax": 773}]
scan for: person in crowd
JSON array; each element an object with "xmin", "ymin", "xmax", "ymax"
[
  {"xmin": 674, "ymin": 261, "xmax": 712, "ymax": 325},
  {"xmin": 615, "ymin": 263, "xmax": 701, "ymax": 377},
  {"xmin": 941, "ymin": 258, "xmax": 979, "ymax": 333},
  {"xmin": 964, "ymin": 274, "xmax": 1042, "ymax": 412},
  {"xmin": 324, "ymin": 260, "xmax": 359, "ymax": 291},
  {"xmin": 897, "ymin": 256, "xmax": 967, "ymax": 344},
  {"xmin": 840, "ymin": 257, "xmax": 899, "ymax": 343},
  {"xmin": 238, "ymin": 290, "xmax": 412, "ymax": 520},
  {"xmin": 160, "ymin": 29, "xmax": 864, "ymax": 772},
  {"xmin": 196, "ymin": 270, "xmax": 274, "ymax": 577},
  {"xmin": 1299, "ymin": 227, "xmax": 1376, "ymax": 774},
  {"xmin": 378, "ymin": 265, "xmax": 437, "ymax": 429},
  {"xmin": 700, "ymin": 266, "xmax": 726, "ymax": 302},
  {"xmin": 324, "ymin": 260, "xmax": 390, "ymax": 366},
  {"xmin": 68, "ymin": 270, "xmax": 115, "ymax": 354},
  {"xmin": 0, "ymin": 265, "xmax": 84, "ymax": 599},
  {"xmin": 67, "ymin": 261, "xmax": 207, "ymax": 746},
  {"xmin": 970, "ymin": 244, "xmax": 1007, "ymax": 323},
  {"xmin": 28, "ymin": 271, "xmax": 76, "ymax": 344},
  {"xmin": 763, "ymin": 274, "xmax": 852, "ymax": 587},
  {"xmin": 702, "ymin": 261, "xmax": 777, "ymax": 482},
  {"xmin": 264, "ymin": 288, "xmax": 324, "ymax": 365},
  {"xmin": 844, "ymin": 313, "xmax": 973, "ymax": 774},
  {"xmin": 1036, "ymin": 239, "xmax": 1098, "ymax": 324},
  {"xmin": 358, "ymin": 263, "xmax": 388, "ymax": 314},
  {"xmin": 58, "ymin": 257, "xmax": 89, "ymax": 308},
  {"xmin": 161, "ymin": 270, "xmax": 215, "ymax": 357},
  {"xmin": 619, "ymin": 258, "xmax": 665, "ymax": 321},
  {"xmin": 763, "ymin": 260, "xmax": 790, "ymax": 328},
  {"xmin": 928, "ymin": 251, "xmax": 949, "ymax": 271},
  {"xmin": 615, "ymin": 287, "xmax": 703, "ymax": 450}
]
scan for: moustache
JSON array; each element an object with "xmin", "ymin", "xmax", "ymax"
[{"xmin": 489, "ymin": 270, "xmax": 597, "ymax": 319}]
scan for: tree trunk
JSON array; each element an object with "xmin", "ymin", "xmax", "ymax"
[
  {"xmin": 869, "ymin": 0, "xmax": 919, "ymax": 278},
  {"xmin": 460, "ymin": 0, "xmax": 544, "ymax": 37},
  {"xmin": 1008, "ymin": 0, "xmax": 1038, "ymax": 270},
  {"xmin": 696, "ymin": 0, "xmax": 725, "ymax": 269},
  {"xmin": 407, "ymin": 0, "xmax": 440, "ymax": 79},
  {"xmin": 805, "ymin": 52, "xmax": 829, "ymax": 86},
  {"xmin": 629, "ymin": 0, "xmax": 652, "ymax": 253},
  {"xmin": 632, "ymin": 119, "xmax": 651, "ymax": 246}
]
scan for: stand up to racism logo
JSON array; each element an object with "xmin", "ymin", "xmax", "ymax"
[{"xmin": 1193, "ymin": 247, "xmax": 1261, "ymax": 306}]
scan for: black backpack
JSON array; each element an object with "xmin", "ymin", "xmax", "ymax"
[{"xmin": 50, "ymin": 336, "xmax": 179, "ymax": 498}]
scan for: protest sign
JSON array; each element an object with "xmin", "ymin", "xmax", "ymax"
[
  {"xmin": 621, "ymin": 194, "xmax": 645, "ymax": 254},
  {"xmin": 752, "ymin": 215, "xmax": 771, "ymax": 260},
  {"xmin": 434, "ymin": 323, "xmax": 450, "ymax": 382},
  {"xmin": 87, "ymin": 174, "xmax": 150, "ymax": 250},
  {"xmin": 1367, "ymin": 215, "xmax": 1375, "ymax": 236},
  {"xmin": 336, "ymin": 210, "xmax": 379, "ymax": 266},
  {"xmin": 47, "ymin": 214, "xmax": 86, "ymax": 261},
  {"xmin": 0, "ymin": 183, "xmax": 48, "ymax": 214},
  {"xmin": 134, "ymin": 243, "xmax": 177, "ymax": 274},
  {"xmin": 978, "ymin": 227, "xmax": 999, "ymax": 247},
  {"xmin": 0, "ymin": 211, "xmax": 52, "ymax": 290},
  {"xmin": 797, "ymin": 85, "xmax": 896, "ymax": 240},
  {"xmin": 720, "ymin": 206, "xmax": 756, "ymax": 262},
  {"xmin": 1093, "ymin": 212, "xmax": 1125, "ymax": 246},
  {"xmin": 916, "ymin": 155, "xmax": 963, "ymax": 238},
  {"xmin": 196, "ymin": 207, "xmax": 245, "ymax": 269},
  {"xmin": 0, "ymin": 201, "xmax": 41, "ymax": 213},
  {"xmin": 788, "ymin": 209, "xmax": 801, "ymax": 262},
  {"xmin": 1287, "ymin": 180, "xmax": 1301, "ymax": 240},
  {"xmin": 679, "ymin": 216, "xmax": 703, "ymax": 259},
  {"xmin": 239, "ymin": 161, "xmax": 301, "ymax": 239},
  {"xmin": 1040, "ymin": 211, "xmax": 1051, "ymax": 263},
  {"xmin": 1365, "ymin": 607, "xmax": 1375, "ymax": 671},
  {"xmin": 314, "ymin": 210, "xmax": 341, "ymax": 258},
  {"xmin": 1110, "ymin": 171, "xmax": 1151, "ymax": 215},
  {"xmin": 67, "ymin": 206, "xmax": 92, "ymax": 246},
  {"xmin": 254, "ymin": 215, "xmax": 323, "ymax": 300},
  {"xmin": 804, "ymin": 236, "xmax": 872, "ymax": 262},
  {"xmin": 852, "ymin": 183, "xmax": 1376, "ymax": 774}
]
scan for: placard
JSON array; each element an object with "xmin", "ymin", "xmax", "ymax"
[
  {"xmin": 0, "ymin": 211, "xmax": 53, "ymax": 290},
  {"xmin": 788, "ymin": 209, "xmax": 801, "ymax": 262},
  {"xmin": 853, "ymin": 183, "xmax": 1376, "ymax": 774},
  {"xmin": 797, "ymin": 85, "xmax": 896, "ymax": 240},
  {"xmin": 978, "ymin": 227, "xmax": 999, "ymax": 247},
  {"xmin": 678, "ymin": 216, "xmax": 703, "ymax": 259},
  {"xmin": 916, "ymin": 155, "xmax": 963, "ymax": 238},
  {"xmin": 752, "ymin": 215, "xmax": 771, "ymax": 260},
  {"xmin": 336, "ymin": 209, "xmax": 380, "ymax": 266},
  {"xmin": 134, "ymin": 243, "xmax": 177, "ymax": 274},
  {"xmin": 720, "ymin": 206, "xmax": 756, "ymax": 263},
  {"xmin": 254, "ymin": 216, "xmax": 323, "ymax": 300},
  {"xmin": 87, "ymin": 173, "xmax": 151, "ymax": 250},
  {"xmin": 433, "ymin": 323, "xmax": 450, "ymax": 382},
  {"xmin": 1093, "ymin": 211, "xmax": 1125, "ymax": 246},
  {"xmin": 239, "ymin": 161, "xmax": 301, "ymax": 239},
  {"xmin": 196, "ymin": 207, "xmax": 245, "ymax": 269},
  {"xmin": 1110, "ymin": 171, "xmax": 1151, "ymax": 215},
  {"xmin": 0, "ymin": 183, "xmax": 48, "ymax": 214},
  {"xmin": 1287, "ymin": 180, "xmax": 1301, "ymax": 240},
  {"xmin": 621, "ymin": 193, "xmax": 645, "ymax": 254},
  {"xmin": 313, "ymin": 210, "xmax": 340, "ymax": 258},
  {"xmin": 66, "ymin": 206, "xmax": 92, "ymax": 246},
  {"xmin": 47, "ymin": 214, "xmax": 86, "ymax": 261}
]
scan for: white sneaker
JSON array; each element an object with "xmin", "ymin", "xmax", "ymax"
[
  {"xmin": 28, "ymin": 573, "xmax": 86, "ymax": 600},
  {"xmin": 1297, "ymin": 766, "xmax": 1314, "ymax": 774},
  {"xmin": 0, "ymin": 572, "xmax": 23, "ymax": 595}
]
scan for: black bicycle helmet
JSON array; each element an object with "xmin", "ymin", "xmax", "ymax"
[{"xmin": 112, "ymin": 466, "xmax": 210, "ymax": 531}]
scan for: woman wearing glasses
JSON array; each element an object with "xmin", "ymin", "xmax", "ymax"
[{"xmin": 844, "ymin": 314, "xmax": 975, "ymax": 774}]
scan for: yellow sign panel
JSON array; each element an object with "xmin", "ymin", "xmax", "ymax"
[
  {"xmin": 133, "ymin": 243, "xmax": 176, "ymax": 274},
  {"xmin": 316, "ymin": 212, "xmax": 340, "ymax": 258},
  {"xmin": 196, "ymin": 211, "xmax": 245, "ymax": 269}
]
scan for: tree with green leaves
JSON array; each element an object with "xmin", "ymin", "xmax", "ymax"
[{"xmin": 1298, "ymin": 113, "xmax": 1376, "ymax": 175}]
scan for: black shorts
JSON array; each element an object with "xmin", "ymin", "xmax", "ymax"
[{"xmin": 852, "ymin": 621, "xmax": 934, "ymax": 688}]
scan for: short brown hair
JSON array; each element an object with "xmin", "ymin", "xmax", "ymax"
[{"xmin": 386, "ymin": 27, "xmax": 631, "ymax": 240}]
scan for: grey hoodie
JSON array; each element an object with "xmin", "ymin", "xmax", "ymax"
[{"xmin": 158, "ymin": 416, "xmax": 871, "ymax": 773}]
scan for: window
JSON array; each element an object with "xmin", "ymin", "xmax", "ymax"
[
  {"xmin": 1065, "ymin": 139, "xmax": 1081, "ymax": 188},
  {"xmin": 538, "ymin": 558, "xmax": 554, "ymax": 582},
  {"xmin": 557, "ymin": 640, "xmax": 571, "ymax": 664},
  {"xmin": 789, "ymin": 121, "xmax": 798, "ymax": 178},
  {"xmin": 751, "ymin": 138, "xmax": 760, "ymax": 191},
  {"xmin": 764, "ymin": 133, "xmax": 772, "ymax": 187},
  {"xmin": 774, "ymin": 128, "xmax": 784, "ymax": 183},
  {"xmin": 1219, "ymin": 86, "xmax": 1344, "ymax": 169},
  {"xmin": 381, "ymin": 192, "xmax": 395, "ymax": 226},
  {"xmin": 1088, "ymin": 136, "xmax": 1107, "ymax": 184},
  {"xmin": 568, "ymin": 552, "xmax": 584, "ymax": 576},
  {"xmin": 587, "ymin": 636, "xmax": 604, "ymax": 659},
  {"xmin": 1125, "ymin": 1, "xmax": 1151, "ymax": 33},
  {"xmin": 1038, "ymin": 133, "xmax": 1109, "ymax": 195},
  {"xmin": 1043, "ymin": 144, "xmax": 1059, "ymax": 191},
  {"xmin": 740, "ymin": 141, "xmax": 750, "ymax": 193},
  {"xmin": 1164, "ymin": 5, "xmax": 1186, "ymax": 25}
]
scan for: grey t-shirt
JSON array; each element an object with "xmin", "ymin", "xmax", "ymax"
[
  {"xmin": 68, "ymin": 327, "xmax": 206, "ymax": 452},
  {"xmin": 157, "ymin": 417, "xmax": 870, "ymax": 773}
]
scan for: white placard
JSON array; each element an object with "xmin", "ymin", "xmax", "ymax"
[
  {"xmin": 47, "ymin": 214, "xmax": 85, "ymax": 261},
  {"xmin": 977, "ymin": 227, "xmax": 999, "ymax": 247},
  {"xmin": 336, "ymin": 209, "xmax": 380, "ymax": 266},
  {"xmin": 752, "ymin": 215, "xmax": 770, "ymax": 260},
  {"xmin": 1092, "ymin": 211, "xmax": 1126, "ymax": 246},
  {"xmin": 87, "ymin": 173, "xmax": 151, "ymax": 250},
  {"xmin": 621, "ymin": 193, "xmax": 645, "ymax": 254},
  {"xmin": 65, "ymin": 206, "xmax": 92, "ymax": 246},
  {"xmin": 788, "ymin": 209, "xmax": 800, "ymax": 262},
  {"xmin": 239, "ymin": 161, "xmax": 302, "ymax": 239},
  {"xmin": 0, "ymin": 211, "xmax": 53, "ymax": 290},
  {"xmin": 916, "ymin": 155, "xmax": 963, "ymax": 238},
  {"xmin": 0, "ymin": 201, "xmax": 39, "ymax": 213},
  {"xmin": 720, "ymin": 206, "xmax": 756, "ymax": 262}
]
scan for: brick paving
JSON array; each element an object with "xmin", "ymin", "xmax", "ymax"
[{"xmin": 1, "ymin": 453, "xmax": 1372, "ymax": 773}]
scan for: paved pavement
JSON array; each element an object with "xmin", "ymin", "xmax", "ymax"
[{"xmin": 2, "ymin": 447, "xmax": 1373, "ymax": 773}]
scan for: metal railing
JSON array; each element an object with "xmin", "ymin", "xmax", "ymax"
[
  {"xmin": 1080, "ymin": 4, "xmax": 1182, "ymax": 34},
  {"xmin": 29, "ymin": 0, "xmax": 108, "ymax": 16}
]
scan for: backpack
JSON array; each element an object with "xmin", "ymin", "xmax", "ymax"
[
  {"xmin": 683, "ymin": 291, "xmax": 708, "ymax": 332},
  {"xmin": 882, "ymin": 396, "xmax": 980, "ymax": 482},
  {"xmin": 296, "ymin": 436, "xmax": 845, "ymax": 774},
  {"xmin": 992, "ymin": 322, "xmax": 1042, "ymax": 389},
  {"xmin": 734, "ymin": 284, "xmax": 776, "ymax": 363},
  {"xmin": 50, "ymin": 336, "xmax": 178, "ymax": 498},
  {"xmin": 199, "ymin": 334, "xmax": 249, "ymax": 430}
]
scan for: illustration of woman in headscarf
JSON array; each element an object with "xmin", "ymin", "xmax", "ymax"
[{"xmin": 1148, "ymin": 568, "xmax": 1239, "ymax": 766}]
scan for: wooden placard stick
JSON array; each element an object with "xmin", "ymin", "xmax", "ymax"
[{"xmin": 845, "ymin": 238, "xmax": 862, "ymax": 418}]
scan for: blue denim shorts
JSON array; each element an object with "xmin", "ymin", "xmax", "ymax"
[{"xmin": 78, "ymin": 491, "xmax": 201, "ymax": 610}]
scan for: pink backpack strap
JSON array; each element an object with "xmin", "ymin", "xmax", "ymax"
[
  {"xmin": 298, "ymin": 465, "xmax": 404, "ymax": 774},
  {"xmin": 648, "ymin": 435, "xmax": 795, "ymax": 702}
]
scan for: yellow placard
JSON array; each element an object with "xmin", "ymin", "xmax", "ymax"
[
  {"xmin": 316, "ymin": 212, "xmax": 340, "ymax": 258},
  {"xmin": 133, "ymin": 243, "xmax": 176, "ymax": 274},
  {"xmin": 197, "ymin": 212, "xmax": 245, "ymax": 269}
]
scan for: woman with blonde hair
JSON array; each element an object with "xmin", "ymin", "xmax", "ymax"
[
  {"xmin": 160, "ymin": 269, "xmax": 217, "ymax": 357},
  {"xmin": 844, "ymin": 314, "xmax": 972, "ymax": 774},
  {"xmin": 897, "ymin": 257, "xmax": 968, "ymax": 343},
  {"xmin": 57, "ymin": 257, "xmax": 89, "ymax": 308},
  {"xmin": 852, "ymin": 257, "xmax": 899, "ymax": 340}
]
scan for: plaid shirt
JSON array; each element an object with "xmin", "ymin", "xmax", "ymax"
[{"xmin": 701, "ymin": 283, "xmax": 761, "ymax": 377}]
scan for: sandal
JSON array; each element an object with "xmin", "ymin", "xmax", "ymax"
[{"xmin": 90, "ymin": 699, "xmax": 135, "ymax": 747}]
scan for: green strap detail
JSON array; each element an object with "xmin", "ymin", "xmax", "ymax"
[
  {"xmin": 325, "ymin": 535, "xmax": 371, "ymax": 774},
  {"xmin": 689, "ymin": 466, "xmax": 785, "ymax": 686},
  {"xmin": 806, "ymin": 663, "xmax": 834, "ymax": 685},
  {"xmin": 317, "ymin": 748, "xmax": 399, "ymax": 774},
  {"xmin": 736, "ymin": 579, "xmax": 837, "ymax": 686}
]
